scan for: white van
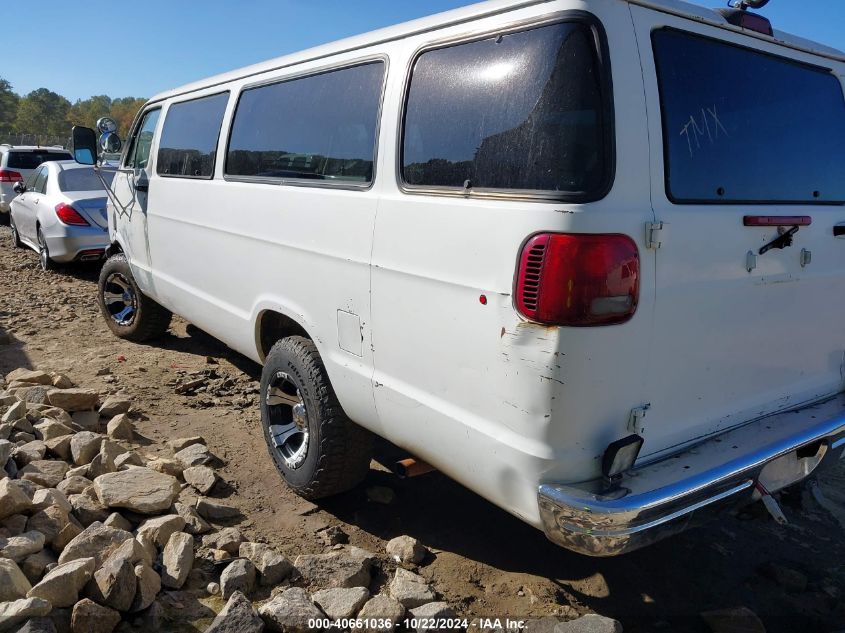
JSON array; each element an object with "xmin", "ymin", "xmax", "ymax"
[{"xmin": 71, "ymin": 0, "xmax": 845, "ymax": 556}]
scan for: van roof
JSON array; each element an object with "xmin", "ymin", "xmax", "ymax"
[{"xmin": 149, "ymin": 0, "xmax": 845, "ymax": 104}]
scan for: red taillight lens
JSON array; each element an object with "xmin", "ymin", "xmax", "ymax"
[
  {"xmin": 0, "ymin": 169, "xmax": 23, "ymax": 182},
  {"xmin": 55, "ymin": 203, "xmax": 90, "ymax": 226},
  {"xmin": 515, "ymin": 233, "xmax": 639, "ymax": 326}
]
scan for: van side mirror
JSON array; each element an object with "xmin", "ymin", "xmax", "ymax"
[
  {"xmin": 72, "ymin": 126, "xmax": 98, "ymax": 165},
  {"xmin": 12, "ymin": 181, "xmax": 25, "ymax": 194}
]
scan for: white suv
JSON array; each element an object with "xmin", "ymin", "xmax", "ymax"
[{"xmin": 0, "ymin": 145, "xmax": 73, "ymax": 218}]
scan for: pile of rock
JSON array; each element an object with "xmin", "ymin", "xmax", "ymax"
[{"xmin": 1, "ymin": 366, "xmax": 622, "ymax": 633}]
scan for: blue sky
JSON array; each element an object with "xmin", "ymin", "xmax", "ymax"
[{"xmin": 5, "ymin": 1, "xmax": 844, "ymax": 102}]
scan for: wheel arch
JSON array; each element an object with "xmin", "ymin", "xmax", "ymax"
[{"xmin": 254, "ymin": 305, "xmax": 313, "ymax": 363}]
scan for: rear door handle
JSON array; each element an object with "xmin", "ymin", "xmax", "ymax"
[
  {"xmin": 834, "ymin": 224, "xmax": 845, "ymax": 238},
  {"xmin": 135, "ymin": 182, "xmax": 149, "ymax": 193}
]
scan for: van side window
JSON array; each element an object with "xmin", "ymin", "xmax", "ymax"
[
  {"xmin": 401, "ymin": 21, "xmax": 611, "ymax": 197},
  {"xmin": 157, "ymin": 93, "xmax": 229, "ymax": 179},
  {"xmin": 226, "ymin": 62, "xmax": 385, "ymax": 185},
  {"xmin": 653, "ymin": 29, "xmax": 845, "ymax": 204},
  {"xmin": 126, "ymin": 109, "xmax": 161, "ymax": 170}
]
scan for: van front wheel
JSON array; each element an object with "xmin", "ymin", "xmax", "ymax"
[
  {"xmin": 260, "ymin": 336, "xmax": 373, "ymax": 500},
  {"xmin": 97, "ymin": 253, "xmax": 172, "ymax": 342}
]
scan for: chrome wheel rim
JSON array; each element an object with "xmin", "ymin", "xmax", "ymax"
[
  {"xmin": 10, "ymin": 222, "xmax": 18, "ymax": 244},
  {"xmin": 102, "ymin": 272, "xmax": 137, "ymax": 326},
  {"xmin": 37, "ymin": 231, "xmax": 48, "ymax": 270},
  {"xmin": 266, "ymin": 370, "xmax": 309, "ymax": 469}
]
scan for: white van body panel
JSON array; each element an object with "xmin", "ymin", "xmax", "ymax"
[{"xmin": 104, "ymin": 0, "xmax": 845, "ymax": 546}]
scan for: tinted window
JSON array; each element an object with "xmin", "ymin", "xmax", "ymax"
[
  {"xmin": 126, "ymin": 109, "xmax": 161, "ymax": 170},
  {"xmin": 653, "ymin": 29, "xmax": 845, "ymax": 204},
  {"xmin": 158, "ymin": 93, "xmax": 228, "ymax": 178},
  {"xmin": 33, "ymin": 168, "xmax": 48, "ymax": 194},
  {"xmin": 24, "ymin": 167, "xmax": 43, "ymax": 191},
  {"xmin": 58, "ymin": 168, "xmax": 115, "ymax": 192},
  {"xmin": 402, "ymin": 22, "xmax": 609, "ymax": 196},
  {"xmin": 7, "ymin": 151, "xmax": 72, "ymax": 169},
  {"xmin": 226, "ymin": 62, "xmax": 384, "ymax": 184}
]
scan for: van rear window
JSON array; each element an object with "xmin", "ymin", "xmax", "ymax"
[
  {"xmin": 653, "ymin": 29, "xmax": 845, "ymax": 204},
  {"xmin": 7, "ymin": 151, "xmax": 71, "ymax": 170},
  {"xmin": 401, "ymin": 21, "xmax": 611, "ymax": 199}
]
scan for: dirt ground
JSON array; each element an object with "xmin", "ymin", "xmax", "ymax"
[{"xmin": 1, "ymin": 223, "xmax": 843, "ymax": 633}]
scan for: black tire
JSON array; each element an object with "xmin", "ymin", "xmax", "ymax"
[
  {"xmin": 9, "ymin": 215, "xmax": 22, "ymax": 248},
  {"xmin": 260, "ymin": 336, "xmax": 373, "ymax": 499},
  {"xmin": 37, "ymin": 227, "xmax": 54, "ymax": 272},
  {"xmin": 97, "ymin": 253, "xmax": 172, "ymax": 342}
]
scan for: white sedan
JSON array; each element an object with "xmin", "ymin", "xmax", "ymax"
[{"xmin": 9, "ymin": 161, "xmax": 114, "ymax": 271}]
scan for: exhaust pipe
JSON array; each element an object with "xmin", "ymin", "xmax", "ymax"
[{"xmin": 394, "ymin": 458, "xmax": 436, "ymax": 479}]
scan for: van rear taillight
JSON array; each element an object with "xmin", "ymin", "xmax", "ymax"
[
  {"xmin": 0, "ymin": 169, "xmax": 22, "ymax": 182},
  {"xmin": 515, "ymin": 233, "xmax": 639, "ymax": 326}
]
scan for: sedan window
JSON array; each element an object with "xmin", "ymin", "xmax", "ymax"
[
  {"xmin": 32, "ymin": 168, "xmax": 48, "ymax": 194},
  {"xmin": 58, "ymin": 168, "xmax": 115, "ymax": 192}
]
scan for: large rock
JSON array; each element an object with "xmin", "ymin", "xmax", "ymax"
[
  {"xmin": 7, "ymin": 371, "xmax": 53, "ymax": 386},
  {"xmin": 43, "ymin": 435, "xmax": 73, "ymax": 461},
  {"xmin": 20, "ymin": 549, "xmax": 57, "ymax": 585},
  {"xmin": 11, "ymin": 616, "xmax": 57, "ymax": 633},
  {"xmin": 220, "ymin": 558, "xmax": 256, "ymax": 599},
  {"xmin": 259, "ymin": 587, "xmax": 325, "ymax": 633},
  {"xmin": 93, "ymin": 468, "xmax": 180, "ymax": 514},
  {"xmin": 0, "ymin": 559, "xmax": 32, "ymax": 601},
  {"xmin": 69, "ymin": 432, "xmax": 103, "ymax": 466},
  {"xmin": 57, "ymin": 522, "xmax": 133, "ymax": 567},
  {"xmin": 69, "ymin": 488, "xmax": 110, "ymax": 527},
  {"xmin": 183, "ymin": 465, "xmax": 217, "ymax": 494},
  {"xmin": 129, "ymin": 563, "xmax": 160, "ymax": 613},
  {"xmin": 0, "ymin": 514, "xmax": 27, "ymax": 537},
  {"xmin": 147, "ymin": 457, "xmax": 183, "ymax": 478},
  {"xmin": 27, "ymin": 557, "xmax": 95, "ymax": 608},
  {"xmin": 388, "ymin": 569, "xmax": 435, "ymax": 609},
  {"xmin": 240, "ymin": 542, "xmax": 292, "ymax": 586},
  {"xmin": 555, "ymin": 614, "xmax": 623, "ymax": 633},
  {"xmin": 70, "ymin": 598, "xmax": 120, "ymax": 633},
  {"xmin": 26, "ymin": 505, "xmax": 70, "ymax": 545},
  {"xmin": 161, "ymin": 531, "xmax": 194, "ymax": 589},
  {"xmin": 70, "ymin": 411, "xmax": 99, "ymax": 432},
  {"xmin": 52, "ymin": 522, "xmax": 83, "ymax": 553},
  {"xmin": 98, "ymin": 396, "xmax": 131, "ymax": 418},
  {"xmin": 32, "ymin": 488, "xmax": 72, "ymax": 514},
  {"xmin": 206, "ymin": 590, "xmax": 265, "ymax": 633},
  {"xmin": 105, "ymin": 415, "xmax": 133, "ymax": 441},
  {"xmin": 700, "ymin": 607, "xmax": 766, "ymax": 633},
  {"xmin": 203, "ymin": 528, "xmax": 243, "ymax": 555},
  {"xmin": 174, "ymin": 443, "xmax": 213, "ymax": 468},
  {"xmin": 0, "ymin": 479, "xmax": 33, "ymax": 519},
  {"xmin": 103, "ymin": 512, "xmax": 132, "ymax": 532},
  {"xmin": 87, "ymin": 552, "xmax": 136, "ymax": 612},
  {"xmin": 19, "ymin": 460, "xmax": 69, "ymax": 488},
  {"xmin": 196, "ymin": 497, "xmax": 240, "ymax": 520},
  {"xmin": 173, "ymin": 502, "xmax": 211, "ymax": 535},
  {"xmin": 136, "ymin": 514, "xmax": 186, "ymax": 548},
  {"xmin": 0, "ymin": 531, "xmax": 45, "ymax": 563},
  {"xmin": 313, "ymin": 587, "xmax": 369, "ymax": 620},
  {"xmin": 357, "ymin": 595, "xmax": 405, "ymax": 632},
  {"xmin": 113, "ymin": 451, "xmax": 144, "ymax": 470},
  {"xmin": 104, "ymin": 537, "xmax": 151, "ymax": 568},
  {"xmin": 33, "ymin": 420, "xmax": 74, "ymax": 442},
  {"xmin": 57, "ymin": 477, "xmax": 92, "ymax": 496},
  {"xmin": 11, "ymin": 441, "xmax": 46, "ymax": 466},
  {"xmin": 47, "ymin": 389, "xmax": 99, "ymax": 413},
  {"xmin": 168, "ymin": 436, "xmax": 205, "ymax": 452},
  {"xmin": 294, "ymin": 551, "xmax": 372, "ymax": 589},
  {"xmin": 1, "ymin": 401, "xmax": 26, "ymax": 423},
  {"xmin": 386, "ymin": 536, "xmax": 428, "ymax": 565},
  {"xmin": 0, "ymin": 598, "xmax": 51, "ymax": 632},
  {"xmin": 0, "ymin": 439, "xmax": 12, "ymax": 466},
  {"xmin": 408, "ymin": 602, "xmax": 456, "ymax": 630}
]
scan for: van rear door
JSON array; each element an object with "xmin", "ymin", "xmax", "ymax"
[{"xmin": 631, "ymin": 7, "xmax": 845, "ymax": 458}]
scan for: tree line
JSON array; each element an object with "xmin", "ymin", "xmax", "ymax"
[{"xmin": 0, "ymin": 76, "xmax": 146, "ymax": 140}]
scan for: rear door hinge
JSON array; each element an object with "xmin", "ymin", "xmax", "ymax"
[
  {"xmin": 628, "ymin": 404, "xmax": 650, "ymax": 435},
  {"xmin": 646, "ymin": 221, "xmax": 667, "ymax": 249}
]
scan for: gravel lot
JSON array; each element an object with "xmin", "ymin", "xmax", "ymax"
[{"xmin": 1, "ymin": 223, "xmax": 844, "ymax": 633}]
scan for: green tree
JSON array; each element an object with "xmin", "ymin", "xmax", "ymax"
[
  {"xmin": 15, "ymin": 88, "xmax": 71, "ymax": 136},
  {"xmin": 67, "ymin": 95, "xmax": 112, "ymax": 131},
  {"xmin": 0, "ymin": 78, "xmax": 19, "ymax": 133},
  {"xmin": 110, "ymin": 97, "xmax": 147, "ymax": 137}
]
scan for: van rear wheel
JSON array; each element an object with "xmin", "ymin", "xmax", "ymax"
[
  {"xmin": 260, "ymin": 336, "xmax": 373, "ymax": 500},
  {"xmin": 98, "ymin": 253, "xmax": 172, "ymax": 342}
]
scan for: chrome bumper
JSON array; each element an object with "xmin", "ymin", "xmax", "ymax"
[{"xmin": 539, "ymin": 393, "xmax": 845, "ymax": 556}]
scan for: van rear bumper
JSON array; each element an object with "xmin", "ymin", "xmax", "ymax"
[{"xmin": 538, "ymin": 393, "xmax": 845, "ymax": 556}]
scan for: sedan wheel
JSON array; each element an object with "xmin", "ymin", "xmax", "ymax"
[
  {"xmin": 37, "ymin": 228, "xmax": 54, "ymax": 271},
  {"xmin": 9, "ymin": 216, "xmax": 23, "ymax": 248}
]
